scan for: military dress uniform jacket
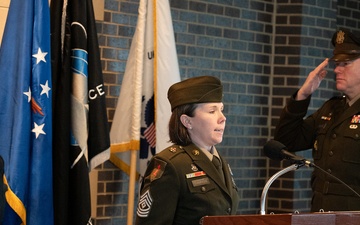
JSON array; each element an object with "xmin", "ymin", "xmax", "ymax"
[
  {"xmin": 274, "ymin": 92, "xmax": 360, "ymax": 211},
  {"xmin": 135, "ymin": 143, "xmax": 239, "ymax": 225}
]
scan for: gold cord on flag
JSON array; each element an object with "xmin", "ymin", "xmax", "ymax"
[{"xmin": 4, "ymin": 175, "xmax": 26, "ymax": 225}]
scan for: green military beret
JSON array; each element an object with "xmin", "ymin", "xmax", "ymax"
[
  {"xmin": 167, "ymin": 76, "xmax": 223, "ymax": 111},
  {"xmin": 330, "ymin": 28, "xmax": 360, "ymax": 62}
]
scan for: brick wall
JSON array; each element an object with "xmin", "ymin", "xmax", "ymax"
[
  {"xmin": 268, "ymin": 0, "xmax": 360, "ymax": 214},
  {"xmin": 93, "ymin": 0, "xmax": 360, "ymax": 224},
  {"xmin": 268, "ymin": 0, "xmax": 337, "ymax": 213}
]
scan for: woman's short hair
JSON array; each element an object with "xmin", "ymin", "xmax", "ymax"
[{"xmin": 168, "ymin": 103, "xmax": 197, "ymax": 146}]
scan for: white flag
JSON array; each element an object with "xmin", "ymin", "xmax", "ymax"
[{"xmin": 110, "ymin": 0, "xmax": 180, "ymax": 178}]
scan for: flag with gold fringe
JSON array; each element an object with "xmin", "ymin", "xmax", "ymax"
[
  {"xmin": 0, "ymin": 0, "xmax": 54, "ymax": 224},
  {"xmin": 110, "ymin": 0, "xmax": 180, "ymax": 180},
  {"xmin": 109, "ymin": 1, "xmax": 180, "ymax": 224}
]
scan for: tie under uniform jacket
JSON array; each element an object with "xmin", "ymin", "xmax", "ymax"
[
  {"xmin": 135, "ymin": 143, "xmax": 239, "ymax": 225},
  {"xmin": 274, "ymin": 92, "xmax": 360, "ymax": 212}
]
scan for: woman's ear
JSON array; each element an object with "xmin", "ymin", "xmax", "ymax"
[{"xmin": 180, "ymin": 114, "xmax": 192, "ymax": 129}]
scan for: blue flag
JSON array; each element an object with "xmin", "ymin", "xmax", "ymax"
[{"xmin": 0, "ymin": 0, "xmax": 54, "ymax": 224}]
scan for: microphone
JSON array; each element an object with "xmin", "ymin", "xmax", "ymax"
[
  {"xmin": 260, "ymin": 139, "xmax": 360, "ymax": 215},
  {"xmin": 263, "ymin": 139, "xmax": 312, "ymax": 166}
]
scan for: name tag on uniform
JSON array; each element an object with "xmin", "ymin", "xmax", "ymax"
[{"xmin": 192, "ymin": 177, "xmax": 210, "ymax": 187}]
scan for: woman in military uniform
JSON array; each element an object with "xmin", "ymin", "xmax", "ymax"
[
  {"xmin": 274, "ymin": 29, "xmax": 360, "ymax": 212},
  {"xmin": 135, "ymin": 76, "xmax": 239, "ymax": 225}
]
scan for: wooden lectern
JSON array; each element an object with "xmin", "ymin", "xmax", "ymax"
[{"xmin": 201, "ymin": 211, "xmax": 360, "ymax": 225}]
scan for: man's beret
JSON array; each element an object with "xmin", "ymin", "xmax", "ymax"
[
  {"xmin": 167, "ymin": 76, "xmax": 223, "ymax": 111},
  {"xmin": 330, "ymin": 28, "xmax": 360, "ymax": 62}
]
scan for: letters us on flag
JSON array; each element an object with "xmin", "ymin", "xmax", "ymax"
[{"xmin": 110, "ymin": 0, "xmax": 181, "ymax": 179}]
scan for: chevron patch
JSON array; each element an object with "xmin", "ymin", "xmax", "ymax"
[{"xmin": 137, "ymin": 189, "xmax": 153, "ymax": 218}]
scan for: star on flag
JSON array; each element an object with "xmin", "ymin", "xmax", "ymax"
[
  {"xmin": 32, "ymin": 122, "xmax": 46, "ymax": 139},
  {"xmin": 23, "ymin": 87, "xmax": 32, "ymax": 102},
  {"xmin": 32, "ymin": 47, "xmax": 48, "ymax": 64},
  {"xmin": 23, "ymin": 80, "xmax": 51, "ymax": 101},
  {"xmin": 40, "ymin": 80, "xmax": 51, "ymax": 97}
]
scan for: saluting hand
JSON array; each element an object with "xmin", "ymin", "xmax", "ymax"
[{"xmin": 296, "ymin": 58, "xmax": 329, "ymax": 101}]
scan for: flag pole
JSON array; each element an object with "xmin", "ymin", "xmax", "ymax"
[
  {"xmin": 112, "ymin": 0, "xmax": 180, "ymax": 223},
  {"xmin": 127, "ymin": 150, "xmax": 137, "ymax": 225}
]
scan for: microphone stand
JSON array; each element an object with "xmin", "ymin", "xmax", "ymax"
[{"xmin": 260, "ymin": 163, "xmax": 304, "ymax": 215}]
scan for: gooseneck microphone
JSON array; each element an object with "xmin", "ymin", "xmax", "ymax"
[
  {"xmin": 260, "ymin": 139, "xmax": 360, "ymax": 215},
  {"xmin": 263, "ymin": 139, "xmax": 313, "ymax": 166}
]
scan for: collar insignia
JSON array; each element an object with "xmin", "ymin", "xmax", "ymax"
[{"xmin": 192, "ymin": 150, "xmax": 200, "ymax": 156}]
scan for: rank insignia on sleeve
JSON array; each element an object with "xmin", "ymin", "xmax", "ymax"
[
  {"xmin": 150, "ymin": 158, "xmax": 167, "ymax": 182},
  {"xmin": 137, "ymin": 189, "xmax": 153, "ymax": 218}
]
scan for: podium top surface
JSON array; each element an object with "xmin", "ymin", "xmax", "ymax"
[{"xmin": 201, "ymin": 211, "xmax": 360, "ymax": 225}]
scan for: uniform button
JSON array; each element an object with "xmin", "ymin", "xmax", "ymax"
[
  {"xmin": 356, "ymin": 134, "xmax": 359, "ymax": 138},
  {"xmin": 329, "ymin": 151, "xmax": 333, "ymax": 156},
  {"xmin": 201, "ymin": 187, "xmax": 206, "ymax": 192},
  {"xmin": 327, "ymin": 169, "xmax": 332, "ymax": 174},
  {"xmin": 332, "ymin": 133, "xmax": 336, "ymax": 139}
]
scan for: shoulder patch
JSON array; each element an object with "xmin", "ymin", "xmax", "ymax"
[{"xmin": 150, "ymin": 158, "xmax": 167, "ymax": 182}]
